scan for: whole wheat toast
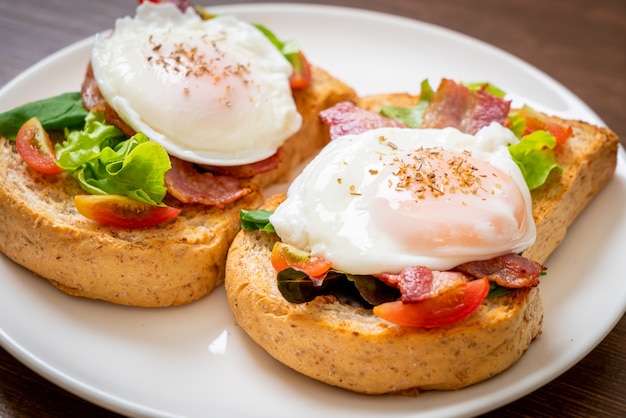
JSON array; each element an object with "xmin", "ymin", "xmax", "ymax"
[{"xmin": 224, "ymin": 94, "xmax": 619, "ymax": 394}]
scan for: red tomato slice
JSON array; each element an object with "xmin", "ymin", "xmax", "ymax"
[
  {"xmin": 271, "ymin": 242, "xmax": 332, "ymax": 277},
  {"xmin": 74, "ymin": 194, "xmax": 181, "ymax": 229},
  {"xmin": 289, "ymin": 51, "xmax": 312, "ymax": 90},
  {"xmin": 373, "ymin": 278, "xmax": 490, "ymax": 328},
  {"xmin": 15, "ymin": 117, "xmax": 64, "ymax": 175},
  {"xmin": 518, "ymin": 105, "xmax": 572, "ymax": 145}
]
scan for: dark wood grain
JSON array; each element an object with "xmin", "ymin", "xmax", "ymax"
[{"xmin": 1, "ymin": 0, "xmax": 624, "ymax": 417}]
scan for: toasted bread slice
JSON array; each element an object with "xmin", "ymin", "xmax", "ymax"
[
  {"xmin": 0, "ymin": 66, "xmax": 355, "ymax": 307},
  {"xmin": 224, "ymin": 95, "xmax": 619, "ymax": 394}
]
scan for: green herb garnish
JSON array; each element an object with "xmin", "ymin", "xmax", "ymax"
[
  {"xmin": 240, "ymin": 209, "xmax": 275, "ymax": 233},
  {"xmin": 380, "ymin": 79, "xmax": 434, "ymax": 128},
  {"xmin": 487, "ymin": 282, "xmax": 513, "ymax": 298},
  {"xmin": 463, "ymin": 81, "xmax": 506, "ymax": 98},
  {"xmin": 0, "ymin": 92, "xmax": 87, "ymax": 140},
  {"xmin": 253, "ymin": 24, "xmax": 302, "ymax": 68},
  {"xmin": 277, "ymin": 268, "xmax": 398, "ymax": 308}
]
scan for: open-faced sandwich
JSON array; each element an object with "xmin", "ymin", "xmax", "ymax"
[
  {"xmin": 224, "ymin": 78, "xmax": 619, "ymax": 394},
  {"xmin": 0, "ymin": 0, "xmax": 355, "ymax": 307}
]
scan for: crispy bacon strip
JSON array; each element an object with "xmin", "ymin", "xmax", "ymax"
[
  {"xmin": 454, "ymin": 253, "xmax": 544, "ymax": 288},
  {"xmin": 319, "ymin": 101, "xmax": 408, "ymax": 141},
  {"xmin": 421, "ymin": 79, "xmax": 511, "ymax": 134},
  {"xmin": 374, "ymin": 253, "xmax": 543, "ymax": 303},
  {"xmin": 80, "ymin": 62, "xmax": 105, "ymax": 112},
  {"xmin": 199, "ymin": 147, "xmax": 284, "ymax": 178},
  {"xmin": 165, "ymin": 157, "xmax": 253, "ymax": 208},
  {"xmin": 376, "ymin": 267, "xmax": 468, "ymax": 304},
  {"xmin": 81, "ymin": 62, "xmax": 138, "ymax": 138}
]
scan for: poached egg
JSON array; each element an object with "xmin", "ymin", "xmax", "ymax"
[
  {"xmin": 90, "ymin": 3, "xmax": 302, "ymax": 166},
  {"xmin": 270, "ymin": 123, "xmax": 536, "ymax": 274}
]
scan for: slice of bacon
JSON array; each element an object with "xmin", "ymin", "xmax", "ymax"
[
  {"xmin": 376, "ymin": 266, "xmax": 468, "ymax": 304},
  {"xmin": 319, "ymin": 101, "xmax": 408, "ymax": 141},
  {"xmin": 421, "ymin": 79, "xmax": 511, "ymax": 134},
  {"xmin": 81, "ymin": 62, "xmax": 106, "ymax": 112},
  {"xmin": 453, "ymin": 253, "xmax": 544, "ymax": 288},
  {"xmin": 199, "ymin": 147, "xmax": 284, "ymax": 178},
  {"xmin": 165, "ymin": 157, "xmax": 253, "ymax": 208},
  {"xmin": 81, "ymin": 62, "xmax": 137, "ymax": 138},
  {"xmin": 374, "ymin": 253, "xmax": 542, "ymax": 304}
]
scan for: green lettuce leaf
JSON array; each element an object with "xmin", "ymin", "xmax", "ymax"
[
  {"xmin": 508, "ymin": 130, "xmax": 562, "ymax": 190},
  {"xmin": 507, "ymin": 111, "xmax": 526, "ymax": 138},
  {"xmin": 462, "ymin": 81, "xmax": 506, "ymax": 98},
  {"xmin": 74, "ymin": 135, "xmax": 170, "ymax": 205},
  {"xmin": 380, "ymin": 79, "xmax": 434, "ymax": 128},
  {"xmin": 56, "ymin": 112, "xmax": 170, "ymax": 205},
  {"xmin": 55, "ymin": 111, "xmax": 126, "ymax": 171}
]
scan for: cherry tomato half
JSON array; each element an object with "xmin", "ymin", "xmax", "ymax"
[
  {"xmin": 15, "ymin": 117, "xmax": 64, "ymax": 175},
  {"xmin": 289, "ymin": 51, "xmax": 312, "ymax": 90},
  {"xmin": 518, "ymin": 105, "xmax": 572, "ymax": 145},
  {"xmin": 373, "ymin": 278, "xmax": 490, "ymax": 328},
  {"xmin": 271, "ymin": 241, "xmax": 332, "ymax": 278},
  {"xmin": 74, "ymin": 194, "xmax": 181, "ymax": 229}
]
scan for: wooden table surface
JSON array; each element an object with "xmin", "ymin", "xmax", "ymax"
[{"xmin": 1, "ymin": 0, "xmax": 624, "ymax": 417}]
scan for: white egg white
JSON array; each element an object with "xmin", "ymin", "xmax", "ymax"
[
  {"xmin": 90, "ymin": 3, "xmax": 302, "ymax": 166},
  {"xmin": 270, "ymin": 124, "xmax": 537, "ymax": 274}
]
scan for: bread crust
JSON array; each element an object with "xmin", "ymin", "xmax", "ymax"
[
  {"xmin": 224, "ymin": 96, "xmax": 619, "ymax": 393},
  {"xmin": 227, "ymin": 195, "xmax": 543, "ymax": 394},
  {"xmin": 0, "ymin": 66, "xmax": 355, "ymax": 307},
  {"xmin": 523, "ymin": 116, "xmax": 619, "ymax": 263}
]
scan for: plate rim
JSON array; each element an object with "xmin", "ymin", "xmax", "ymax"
[{"xmin": 1, "ymin": 3, "xmax": 624, "ymax": 418}]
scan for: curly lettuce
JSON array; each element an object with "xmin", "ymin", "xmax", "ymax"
[
  {"xmin": 55, "ymin": 112, "xmax": 171, "ymax": 205},
  {"xmin": 508, "ymin": 130, "xmax": 562, "ymax": 190}
]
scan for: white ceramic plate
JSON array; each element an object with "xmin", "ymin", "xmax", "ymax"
[{"xmin": 1, "ymin": 4, "xmax": 625, "ymax": 418}]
